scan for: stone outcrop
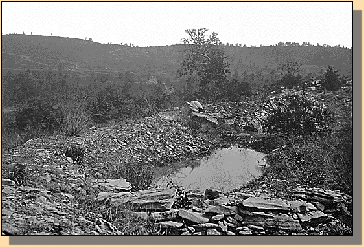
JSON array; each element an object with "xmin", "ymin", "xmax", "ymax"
[
  {"xmin": 95, "ymin": 182, "xmax": 352, "ymax": 236},
  {"xmin": 2, "ymin": 160, "xmax": 352, "ymax": 236}
]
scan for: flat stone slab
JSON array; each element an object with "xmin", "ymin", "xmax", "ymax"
[
  {"xmin": 194, "ymin": 223, "xmax": 219, "ymax": 228},
  {"xmin": 125, "ymin": 188, "xmax": 176, "ymax": 211},
  {"xmin": 159, "ymin": 221, "xmax": 184, "ymax": 228},
  {"xmin": 179, "ymin": 209, "xmax": 209, "ymax": 224},
  {"xmin": 241, "ymin": 197, "xmax": 290, "ymax": 211}
]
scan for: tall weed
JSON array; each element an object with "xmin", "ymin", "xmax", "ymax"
[{"xmin": 60, "ymin": 102, "xmax": 91, "ymax": 137}]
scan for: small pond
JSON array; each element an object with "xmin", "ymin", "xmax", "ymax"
[{"xmin": 152, "ymin": 146, "xmax": 267, "ymax": 193}]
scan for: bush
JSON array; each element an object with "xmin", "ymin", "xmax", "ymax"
[
  {"xmin": 107, "ymin": 162, "xmax": 155, "ymax": 191},
  {"xmin": 8, "ymin": 163, "xmax": 27, "ymax": 185},
  {"xmin": 87, "ymin": 82, "xmax": 123, "ymax": 123},
  {"xmin": 15, "ymin": 98, "xmax": 64, "ymax": 132},
  {"xmin": 322, "ymin": 66, "xmax": 342, "ymax": 92},
  {"xmin": 224, "ymin": 78, "xmax": 252, "ymax": 101},
  {"xmin": 266, "ymin": 134, "xmax": 352, "ymax": 196},
  {"xmin": 262, "ymin": 90, "xmax": 333, "ymax": 136},
  {"xmin": 280, "ymin": 73, "xmax": 302, "ymax": 89},
  {"xmin": 60, "ymin": 103, "xmax": 91, "ymax": 136},
  {"xmin": 332, "ymin": 110, "xmax": 352, "ymax": 195}
]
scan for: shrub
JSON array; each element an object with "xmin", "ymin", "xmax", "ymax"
[
  {"xmin": 332, "ymin": 110, "xmax": 352, "ymax": 195},
  {"xmin": 107, "ymin": 162, "xmax": 155, "ymax": 191},
  {"xmin": 15, "ymin": 98, "xmax": 64, "ymax": 132},
  {"xmin": 224, "ymin": 78, "xmax": 252, "ymax": 101},
  {"xmin": 322, "ymin": 65, "xmax": 342, "ymax": 92},
  {"xmin": 280, "ymin": 73, "xmax": 302, "ymax": 89},
  {"xmin": 262, "ymin": 90, "xmax": 333, "ymax": 136},
  {"xmin": 65, "ymin": 144, "xmax": 86, "ymax": 165},
  {"xmin": 8, "ymin": 163, "xmax": 27, "ymax": 185},
  {"xmin": 87, "ymin": 82, "xmax": 123, "ymax": 123},
  {"xmin": 266, "ymin": 134, "xmax": 352, "ymax": 196},
  {"xmin": 60, "ymin": 103, "xmax": 90, "ymax": 136}
]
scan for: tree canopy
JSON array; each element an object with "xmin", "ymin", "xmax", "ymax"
[{"xmin": 177, "ymin": 28, "xmax": 230, "ymax": 100}]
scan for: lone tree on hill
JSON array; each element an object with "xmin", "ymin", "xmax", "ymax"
[
  {"xmin": 178, "ymin": 28, "xmax": 230, "ymax": 101},
  {"xmin": 322, "ymin": 65, "xmax": 342, "ymax": 92}
]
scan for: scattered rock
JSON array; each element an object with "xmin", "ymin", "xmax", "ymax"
[
  {"xmin": 298, "ymin": 211, "xmax": 328, "ymax": 225},
  {"xmin": 218, "ymin": 221, "xmax": 228, "ymax": 232},
  {"xmin": 207, "ymin": 228, "xmax": 221, "ymax": 235},
  {"xmin": 2, "ymin": 208, "xmax": 14, "ymax": 216},
  {"xmin": 211, "ymin": 214, "xmax": 225, "ymax": 221},
  {"xmin": 248, "ymin": 224, "xmax": 265, "ymax": 231},
  {"xmin": 234, "ymin": 214, "xmax": 243, "ymax": 222},
  {"xmin": 293, "ymin": 187, "xmax": 351, "ymax": 207},
  {"xmin": 266, "ymin": 214, "xmax": 302, "ymax": 232},
  {"xmin": 238, "ymin": 229, "xmax": 253, "ymax": 235},
  {"xmin": 187, "ymin": 226, "xmax": 195, "ymax": 233},
  {"xmin": 226, "ymin": 216, "xmax": 239, "ymax": 225},
  {"xmin": 2, "ymin": 186, "xmax": 15, "ymax": 194},
  {"xmin": 2, "ymin": 223, "xmax": 20, "ymax": 235},
  {"xmin": 312, "ymin": 201, "xmax": 325, "ymax": 211},
  {"xmin": 152, "ymin": 209, "xmax": 180, "ymax": 222},
  {"xmin": 2, "ymin": 179, "xmax": 15, "ymax": 186}
]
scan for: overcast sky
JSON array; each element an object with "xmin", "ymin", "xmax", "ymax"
[{"xmin": 2, "ymin": 2, "xmax": 352, "ymax": 48}]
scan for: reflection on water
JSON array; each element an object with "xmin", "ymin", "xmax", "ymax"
[{"xmin": 153, "ymin": 146, "xmax": 267, "ymax": 193}]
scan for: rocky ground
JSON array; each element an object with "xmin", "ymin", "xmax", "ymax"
[{"xmin": 1, "ymin": 99, "xmax": 353, "ymax": 235}]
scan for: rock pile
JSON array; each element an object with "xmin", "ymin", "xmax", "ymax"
[
  {"xmin": 1, "ymin": 159, "xmax": 353, "ymax": 236},
  {"xmin": 96, "ymin": 181, "xmax": 352, "ymax": 235}
]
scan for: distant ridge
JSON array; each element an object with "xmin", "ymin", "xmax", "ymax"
[{"xmin": 2, "ymin": 34, "xmax": 352, "ymax": 78}]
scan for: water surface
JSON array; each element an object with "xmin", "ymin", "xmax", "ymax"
[{"xmin": 153, "ymin": 146, "xmax": 267, "ymax": 193}]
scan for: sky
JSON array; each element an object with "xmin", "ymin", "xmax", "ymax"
[{"xmin": 2, "ymin": 2, "xmax": 352, "ymax": 48}]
